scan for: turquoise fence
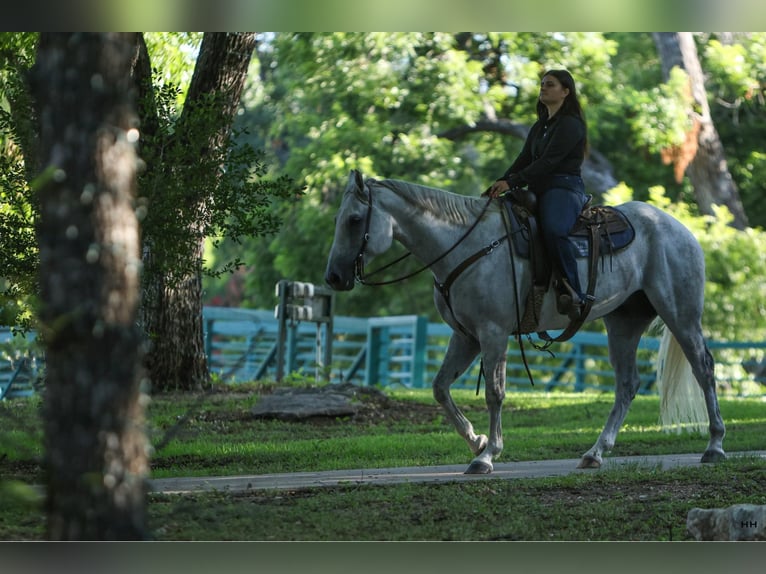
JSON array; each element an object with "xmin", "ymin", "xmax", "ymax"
[
  {"xmin": 3, "ymin": 308, "xmax": 764, "ymax": 398},
  {"xmin": 202, "ymin": 307, "xmax": 766, "ymax": 395},
  {"xmin": 0, "ymin": 329, "xmax": 40, "ymax": 400}
]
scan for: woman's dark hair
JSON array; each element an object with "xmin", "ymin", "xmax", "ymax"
[
  {"xmin": 536, "ymin": 69, "xmax": 588, "ymax": 151},
  {"xmin": 536, "ymin": 69, "xmax": 585, "ymax": 121}
]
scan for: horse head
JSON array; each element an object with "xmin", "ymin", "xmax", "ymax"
[{"xmin": 324, "ymin": 169, "xmax": 393, "ymax": 291}]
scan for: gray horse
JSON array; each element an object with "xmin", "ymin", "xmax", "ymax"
[{"xmin": 325, "ymin": 169, "xmax": 726, "ymax": 474}]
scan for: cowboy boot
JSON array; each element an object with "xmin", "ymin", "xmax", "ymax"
[{"xmin": 556, "ymin": 278, "xmax": 584, "ymax": 319}]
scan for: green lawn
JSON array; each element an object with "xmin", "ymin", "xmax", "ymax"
[{"xmin": 2, "ymin": 384, "xmax": 764, "ymax": 541}]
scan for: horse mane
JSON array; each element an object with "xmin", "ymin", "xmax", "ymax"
[{"xmin": 372, "ymin": 178, "xmax": 490, "ymax": 225}]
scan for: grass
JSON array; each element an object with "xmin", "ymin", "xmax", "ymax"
[
  {"xmin": 142, "ymin": 387, "xmax": 765, "ymax": 477},
  {"xmin": 1, "ymin": 382, "xmax": 765, "ymax": 540},
  {"xmin": 6, "ymin": 457, "xmax": 765, "ymax": 541}
]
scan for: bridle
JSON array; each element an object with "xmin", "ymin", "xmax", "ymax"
[{"xmin": 352, "ymin": 179, "xmax": 497, "ymax": 287}]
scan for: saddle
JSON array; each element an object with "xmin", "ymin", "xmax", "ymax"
[{"xmin": 502, "ymin": 190, "xmax": 635, "ymax": 340}]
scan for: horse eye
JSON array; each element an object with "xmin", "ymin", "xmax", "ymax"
[{"xmin": 349, "ymin": 215, "xmax": 362, "ymax": 226}]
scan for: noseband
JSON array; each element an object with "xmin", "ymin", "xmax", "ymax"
[{"xmin": 353, "ymin": 179, "xmax": 378, "ymax": 283}]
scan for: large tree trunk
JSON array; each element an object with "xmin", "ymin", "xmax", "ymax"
[
  {"xmin": 33, "ymin": 33, "xmax": 148, "ymax": 539},
  {"xmin": 653, "ymin": 32, "xmax": 749, "ymax": 229},
  {"xmin": 139, "ymin": 33, "xmax": 256, "ymax": 391}
]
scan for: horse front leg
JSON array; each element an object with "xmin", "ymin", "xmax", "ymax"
[
  {"xmin": 431, "ymin": 334, "xmax": 488, "ymax": 460},
  {"xmin": 465, "ymin": 351, "xmax": 506, "ymax": 475}
]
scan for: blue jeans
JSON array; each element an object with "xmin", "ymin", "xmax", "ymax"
[{"xmin": 537, "ymin": 175, "xmax": 588, "ymax": 299}]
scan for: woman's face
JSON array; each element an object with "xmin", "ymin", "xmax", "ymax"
[{"xmin": 539, "ymin": 75, "xmax": 570, "ymax": 108}]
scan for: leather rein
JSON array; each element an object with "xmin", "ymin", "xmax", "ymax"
[{"xmin": 353, "ymin": 181, "xmax": 504, "ymax": 296}]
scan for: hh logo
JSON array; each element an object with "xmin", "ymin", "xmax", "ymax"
[{"xmin": 740, "ymin": 521, "xmax": 758, "ymax": 528}]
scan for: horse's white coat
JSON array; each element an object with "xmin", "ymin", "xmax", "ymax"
[{"xmin": 325, "ymin": 170, "xmax": 726, "ymax": 473}]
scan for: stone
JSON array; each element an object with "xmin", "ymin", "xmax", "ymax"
[
  {"xmin": 686, "ymin": 504, "xmax": 766, "ymax": 541},
  {"xmin": 250, "ymin": 384, "xmax": 363, "ymax": 421}
]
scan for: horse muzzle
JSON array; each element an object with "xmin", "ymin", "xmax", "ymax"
[{"xmin": 324, "ymin": 269, "xmax": 355, "ymax": 291}]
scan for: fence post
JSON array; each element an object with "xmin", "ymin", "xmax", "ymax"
[
  {"xmin": 412, "ymin": 315, "xmax": 427, "ymax": 388},
  {"xmin": 204, "ymin": 316, "xmax": 214, "ymax": 365},
  {"xmin": 365, "ymin": 322, "xmax": 388, "ymax": 386},
  {"xmin": 573, "ymin": 340, "xmax": 586, "ymax": 392},
  {"xmin": 275, "ymin": 280, "xmax": 288, "ymax": 381}
]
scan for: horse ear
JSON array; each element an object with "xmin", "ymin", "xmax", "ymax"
[{"xmin": 349, "ymin": 169, "xmax": 364, "ymax": 192}]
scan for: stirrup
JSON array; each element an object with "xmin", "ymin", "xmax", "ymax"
[
  {"xmin": 556, "ymin": 292, "xmax": 576, "ymax": 315},
  {"xmin": 555, "ymin": 278, "xmax": 576, "ymax": 311},
  {"xmin": 556, "ymin": 279, "xmax": 591, "ymax": 318}
]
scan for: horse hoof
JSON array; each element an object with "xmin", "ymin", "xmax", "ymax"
[
  {"xmin": 465, "ymin": 460, "xmax": 493, "ymax": 475},
  {"xmin": 701, "ymin": 450, "xmax": 726, "ymax": 463},
  {"xmin": 577, "ymin": 455, "xmax": 601, "ymax": 469}
]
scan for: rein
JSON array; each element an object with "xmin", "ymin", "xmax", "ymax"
[
  {"xmin": 474, "ymin": 205, "xmax": 536, "ymax": 396},
  {"xmin": 354, "ymin": 181, "xmax": 494, "ymax": 286}
]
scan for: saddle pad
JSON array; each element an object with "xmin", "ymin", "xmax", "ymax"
[{"xmin": 503, "ymin": 199, "xmax": 636, "ymax": 259}]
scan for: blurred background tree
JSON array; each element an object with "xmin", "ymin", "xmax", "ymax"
[{"xmin": 211, "ymin": 32, "xmax": 766, "ymax": 340}]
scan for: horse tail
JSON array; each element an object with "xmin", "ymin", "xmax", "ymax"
[{"xmin": 654, "ymin": 320, "xmax": 708, "ymax": 435}]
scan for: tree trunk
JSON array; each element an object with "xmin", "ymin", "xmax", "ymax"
[
  {"xmin": 139, "ymin": 33, "xmax": 256, "ymax": 391},
  {"xmin": 33, "ymin": 33, "xmax": 148, "ymax": 539},
  {"xmin": 653, "ymin": 32, "xmax": 749, "ymax": 229}
]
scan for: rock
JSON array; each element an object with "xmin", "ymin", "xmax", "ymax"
[
  {"xmin": 250, "ymin": 384, "xmax": 367, "ymax": 421},
  {"xmin": 686, "ymin": 504, "xmax": 766, "ymax": 541}
]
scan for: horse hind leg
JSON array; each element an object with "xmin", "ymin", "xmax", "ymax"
[
  {"xmin": 698, "ymin": 344, "xmax": 726, "ymax": 462},
  {"xmin": 659, "ymin": 325, "xmax": 726, "ymax": 463},
  {"xmin": 580, "ymin": 301, "xmax": 655, "ymax": 469},
  {"xmin": 646, "ymin": 240, "xmax": 726, "ymax": 462}
]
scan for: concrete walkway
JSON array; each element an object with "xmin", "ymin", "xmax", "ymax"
[{"xmin": 149, "ymin": 450, "xmax": 766, "ymax": 494}]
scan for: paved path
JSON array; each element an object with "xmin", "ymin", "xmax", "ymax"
[{"xmin": 149, "ymin": 450, "xmax": 766, "ymax": 494}]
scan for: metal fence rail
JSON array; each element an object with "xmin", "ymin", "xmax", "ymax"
[
  {"xmin": 202, "ymin": 307, "xmax": 766, "ymax": 395},
  {"xmin": 2, "ymin": 308, "xmax": 763, "ymax": 398}
]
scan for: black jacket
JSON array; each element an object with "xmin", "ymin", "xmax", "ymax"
[{"xmin": 501, "ymin": 113, "xmax": 586, "ymax": 191}]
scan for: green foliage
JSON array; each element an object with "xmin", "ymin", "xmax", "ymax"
[
  {"xmin": 0, "ymin": 152, "xmax": 37, "ymax": 329},
  {"xmin": 0, "ymin": 33, "xmax": 38, "ymax": 330},
  {"xmin": 588, "ymin": 34, "xmax": 690, "ymax": 201},
  {"xmin": 703, "ymin": 38, "xmax": 761, "ymax": 101},
  {"xmin": 638, "ymin": 186, "xmax": 766, "ymax": 342},
  {"xmin": 233, "ymin": 33, "xmax": 493, "ymax": 315},
  {"xmin": 138, "ymin": 85, "xmax": 297, "ymax": 285},
  {"xmin": 696, "ymin": 211, "xmax": 766, "ymax": 341},
  {"xmin": 143, "ymin": 32, "xmax": 202, "ymax": 103},
  {"xmin": 701, "ymin": 33, "xmax": 766, "ymax": 228},
  {"xmin": 624, "ymin": 67, "xmax": 694, "ymax": 155},
  {"xmin": 731, "ymin": 151, "xmax": 766, "ymax": 227}
]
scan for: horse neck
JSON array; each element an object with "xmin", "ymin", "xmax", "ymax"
[{"xmin": 376, "ymin": 182, "xmax": 494, "ymax": 271}]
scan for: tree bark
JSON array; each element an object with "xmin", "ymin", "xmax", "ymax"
[
  {"xmin": 33, "ymin": 32, "xmax": 148, "ymax": 539},
  {"xmin": 138, "ymin": 33, "xmax": 256, "ymax": 391},
  {"xmin": 653, "ymin": 32, "xmax": 749, "ymax": 229}
]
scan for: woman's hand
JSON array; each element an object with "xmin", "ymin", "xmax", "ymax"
[{"xmin": 484, "ymin": 179, "xmax": 510, "ymax": 198}]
